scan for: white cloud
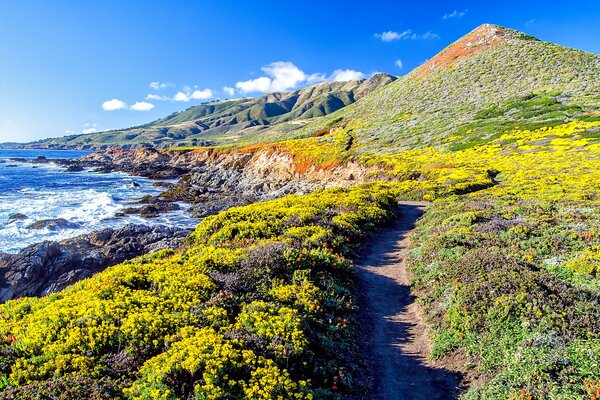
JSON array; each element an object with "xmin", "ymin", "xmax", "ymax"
[
  {"xmin": 149, "ymin": 81, "xmax": 171, "ymax": 90},
  {"xmin": 374, "ymin": 30, "xmax": 412, "ymax": 42},
  {"xmin": 65, "ymin": 129, "xmax": 75, "ymax": 134},
  {"xmin": 146, "ymin": 94, "xmax": 169, "ymax": 101},
  {"xmin": 418, "ymin": 31, "xmax": 440, "ymax": 40},
  {"xmin": 395, "ymin": 59, "xmax": 403, "ymax": 69},
  {"xmin": 236, "ymin": 61, "xmax": 309, "ymax": 94},
  {"xmin": 223, "ymin": 86, "xmax": 235, "ymax": 97},
  {"xmin": 102, "ymin": 99, "xmax": 128, "ymax": 111},
  {"xmin": 443, "ymin": 9, "xmax": 468, "ymax": 19},
  {"xmin": 84, "ymin": 122, "xmax": 97, "ymax": 127},
  {"xmin": 82, "ymin": 128, "xmax": 98, "ymax": 134},
  {"xmin": 306, "ymin": 73, "xmax": 327, "ymax": 84},
  {"xmin": 234, "ymin": 62, "xmax": 365, "ymax": 94},
  {"xmin": 130, "ymin": 101, "xmax": 155, "ymax": 111},
  {"xmin": 330, "ymin": 69, "xmax": 365, "ymax": 82},
  {"xmin": 375, "ymin": 29, "xmax": 439, "ymax": 41},
  {"xmin": 262, "ymin": 61, "xmax": 307, "ymax": 91},
  {"xmin": 236, "ymin": 76, "xmax": 272, "ymax": 93},
  {"xmin": 190, "ymin": 89, "xmax": 213, "ymax": 100},
  {"xmin": 173, "ymin": 88, "xmax": 214, "ymax": 102},
  {"xmin": 525, "ymin": 19, "xmax": 535, "ymax": 26}
]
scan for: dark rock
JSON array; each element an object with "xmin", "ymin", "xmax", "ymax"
[
  {"xmin": 8, "ymin": 213, "xmax": 29, "ymax": 223},
  {"xmin": 139, "ymin": 205, "xmax": 159, "ymax": 218},
  {"xmin": 65, "ymin": 165, "xmax": 85, "ymax": 172},
  {"xmin": 26, "ymin": 218, "xmax": 80, "ymax": 231},
  {"xmin": 0, "ymin": 224, "xmax": 191, "ymax": 302}
]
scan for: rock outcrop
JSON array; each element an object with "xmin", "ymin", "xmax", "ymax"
[{"xmin": 0, "ymin": 224, "xmax": 190, "ymax": 302}]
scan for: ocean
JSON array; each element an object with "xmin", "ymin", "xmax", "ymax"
[{"xmin": 0, "ymin": 149, "xmax": 194, "ymax": 253}]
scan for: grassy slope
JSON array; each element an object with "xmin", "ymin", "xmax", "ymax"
[{"xmin": 292, "ymin": 25, "xmax": 600, "ymax": 154}]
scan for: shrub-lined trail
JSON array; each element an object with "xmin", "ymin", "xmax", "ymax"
[{"xmin": 355, "ymin": 202, "xmax": 461, "ymax": 399}]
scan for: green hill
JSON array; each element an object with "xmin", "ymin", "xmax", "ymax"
[
  {"xmin": 21, "ymin": 73, "xmax": 395, "ymax": 149},
  {"xmin": 296, "ymin": 24, "xmax": 600, "ymax": 153}
]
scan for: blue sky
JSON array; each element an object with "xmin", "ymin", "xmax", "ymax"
[{"xmin": 0, "ymin": 0, "xmax": 598, "ymax": 142}]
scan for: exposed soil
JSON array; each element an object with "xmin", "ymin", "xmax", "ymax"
[{"xmin": 352, "ymin": 202, "xmax": 463, "ymax": 399}]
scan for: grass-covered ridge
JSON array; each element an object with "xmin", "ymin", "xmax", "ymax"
[
  {"xmin": 298, "ymin": 25, "xmax": 600, "ymax": 154},
  {"xmin": 0, "ymin": 185, "xmax": 398, "ymax": 399}
]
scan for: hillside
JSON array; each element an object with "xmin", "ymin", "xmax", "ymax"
[
  {"xmin": 20, "ymin": 73, "xmax": 395, "ymax": 149},
  {"xmin": 297, "ymin": 24, "xmax": 600, "ymax": 153}
]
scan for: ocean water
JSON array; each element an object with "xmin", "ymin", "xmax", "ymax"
[{"xmin": 0, "ymin": 149, "xmax": 195, "ymax": 253}]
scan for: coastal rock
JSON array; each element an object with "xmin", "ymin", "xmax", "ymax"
[
  {"xmin": 0, "ymin": 224, "xmax": 191, "ymax": 302},
  {"xmin": 26, "ymin": 218, "xmax": 80, "ymax": 231},
  {"xmin": 8, "ymin": 213, "xmax": 29, "ymax": 223},
  {"xmin": 65, "ymin": 165, "xmax": 85, "ymax": 172},
  {"xmin": 139, "ymin": 205, "xmax": 159, "ymax": 218}
]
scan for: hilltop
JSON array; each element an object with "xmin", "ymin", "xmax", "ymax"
[{"xmin": 300, "ymin": 23, "xmax": 600, "ymax": 153}]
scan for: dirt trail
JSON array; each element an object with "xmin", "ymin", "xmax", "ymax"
[{"xmin": 354, "ymin": 202, "xmax": 461, "ymax": 400}]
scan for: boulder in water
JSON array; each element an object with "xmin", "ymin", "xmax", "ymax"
[
  {"xmin": 26, "ymin": 218, "xmax": 80, "ymax": 231},
  {"xmin": 8, "ymin": 213, "xmax": 29, "ymax": 223},
  {"xmin": 139, "ymin": 205, "xmax": 159, "ymax": 218}
]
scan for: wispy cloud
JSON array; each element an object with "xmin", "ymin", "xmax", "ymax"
[
  {"xmin": 525, "ymin": 19, "xmax": 535, "ymax": 26},
  {"xmin": 443, "ymin": 9, "xmax": 468, "ymax": 19},
  {"xmin": 145, "ymin": 86, "xmax": 214, "ymax": 102},
  {"xmin": 149, "ymin": 81, "xmax": 172, "ymax": 90},
  {"xmin": 146, "ymin": 94, "xmax": 170, "ymax": 101},
  {"xmin": 395, "ymin": 59, "xmax": 403, "ymax": 70},
  {"xmin": 130, "ymin": 101, "xmax": 155, "ymax": 111},
  {"xmin": 234, "ymin": 61, "xmax": 366, "ymax": 94},
  {"xmin": 66, "ymin": 123, "xmax": 99, "ymax": 134},
  {"xmin": 375, "ymin": 29, "xmax": 439, "ymax": 41},
  {"xmin": 374, "ymin": 30, "xmax": 412, "ymax": 42},
  {"xmin": 102, "ymin": 99, "xmax": 128, "ymax": 111}
]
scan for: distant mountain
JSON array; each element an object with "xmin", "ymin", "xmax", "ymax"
[
  {"xmin": 15, "ymin": 73, "xmax": 395, "ymax": 149},
  {"xmin": 301, "ymin": 24, "xmax": 600, "ymax": 153}
]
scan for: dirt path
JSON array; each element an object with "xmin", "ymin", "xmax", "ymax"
[{"xmin": 353, "ymin": 202, "xmax": 461, "ymax": 400}]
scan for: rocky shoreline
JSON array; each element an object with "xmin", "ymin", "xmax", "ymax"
[
  {"xmin": 2, "ymin": 146, "xmax": 370, "ymax": 303},
  {"xmin": 0, "ymin": 224, "xmax": 190, "ymax": 302}
]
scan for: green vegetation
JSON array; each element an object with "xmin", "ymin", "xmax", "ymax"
[
  {"xmin": 0, "ymin": 185, "xmax": 398, "ymax": 399},
  {"xmin": 2, "ymin": 24, "xmax": 600, "ymax": 399}
]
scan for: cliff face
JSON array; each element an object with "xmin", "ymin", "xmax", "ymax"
[{"xmin": 82, "ymin": 146, "xmax": 373, "ymax": 200}]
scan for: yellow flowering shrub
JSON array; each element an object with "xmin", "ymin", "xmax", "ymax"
[{"xmin": 0, "ymin": 185, "xmax": 398, "ymax": 398}]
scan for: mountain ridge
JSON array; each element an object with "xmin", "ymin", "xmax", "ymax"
[{"xmin": 7, "ymin": 73, "xmax": 396, "ymax": 150}]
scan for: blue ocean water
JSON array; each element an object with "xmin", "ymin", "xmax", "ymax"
[{"xmin": 0, "ymin": 149, "xmax": 194, "ymax": 253}]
